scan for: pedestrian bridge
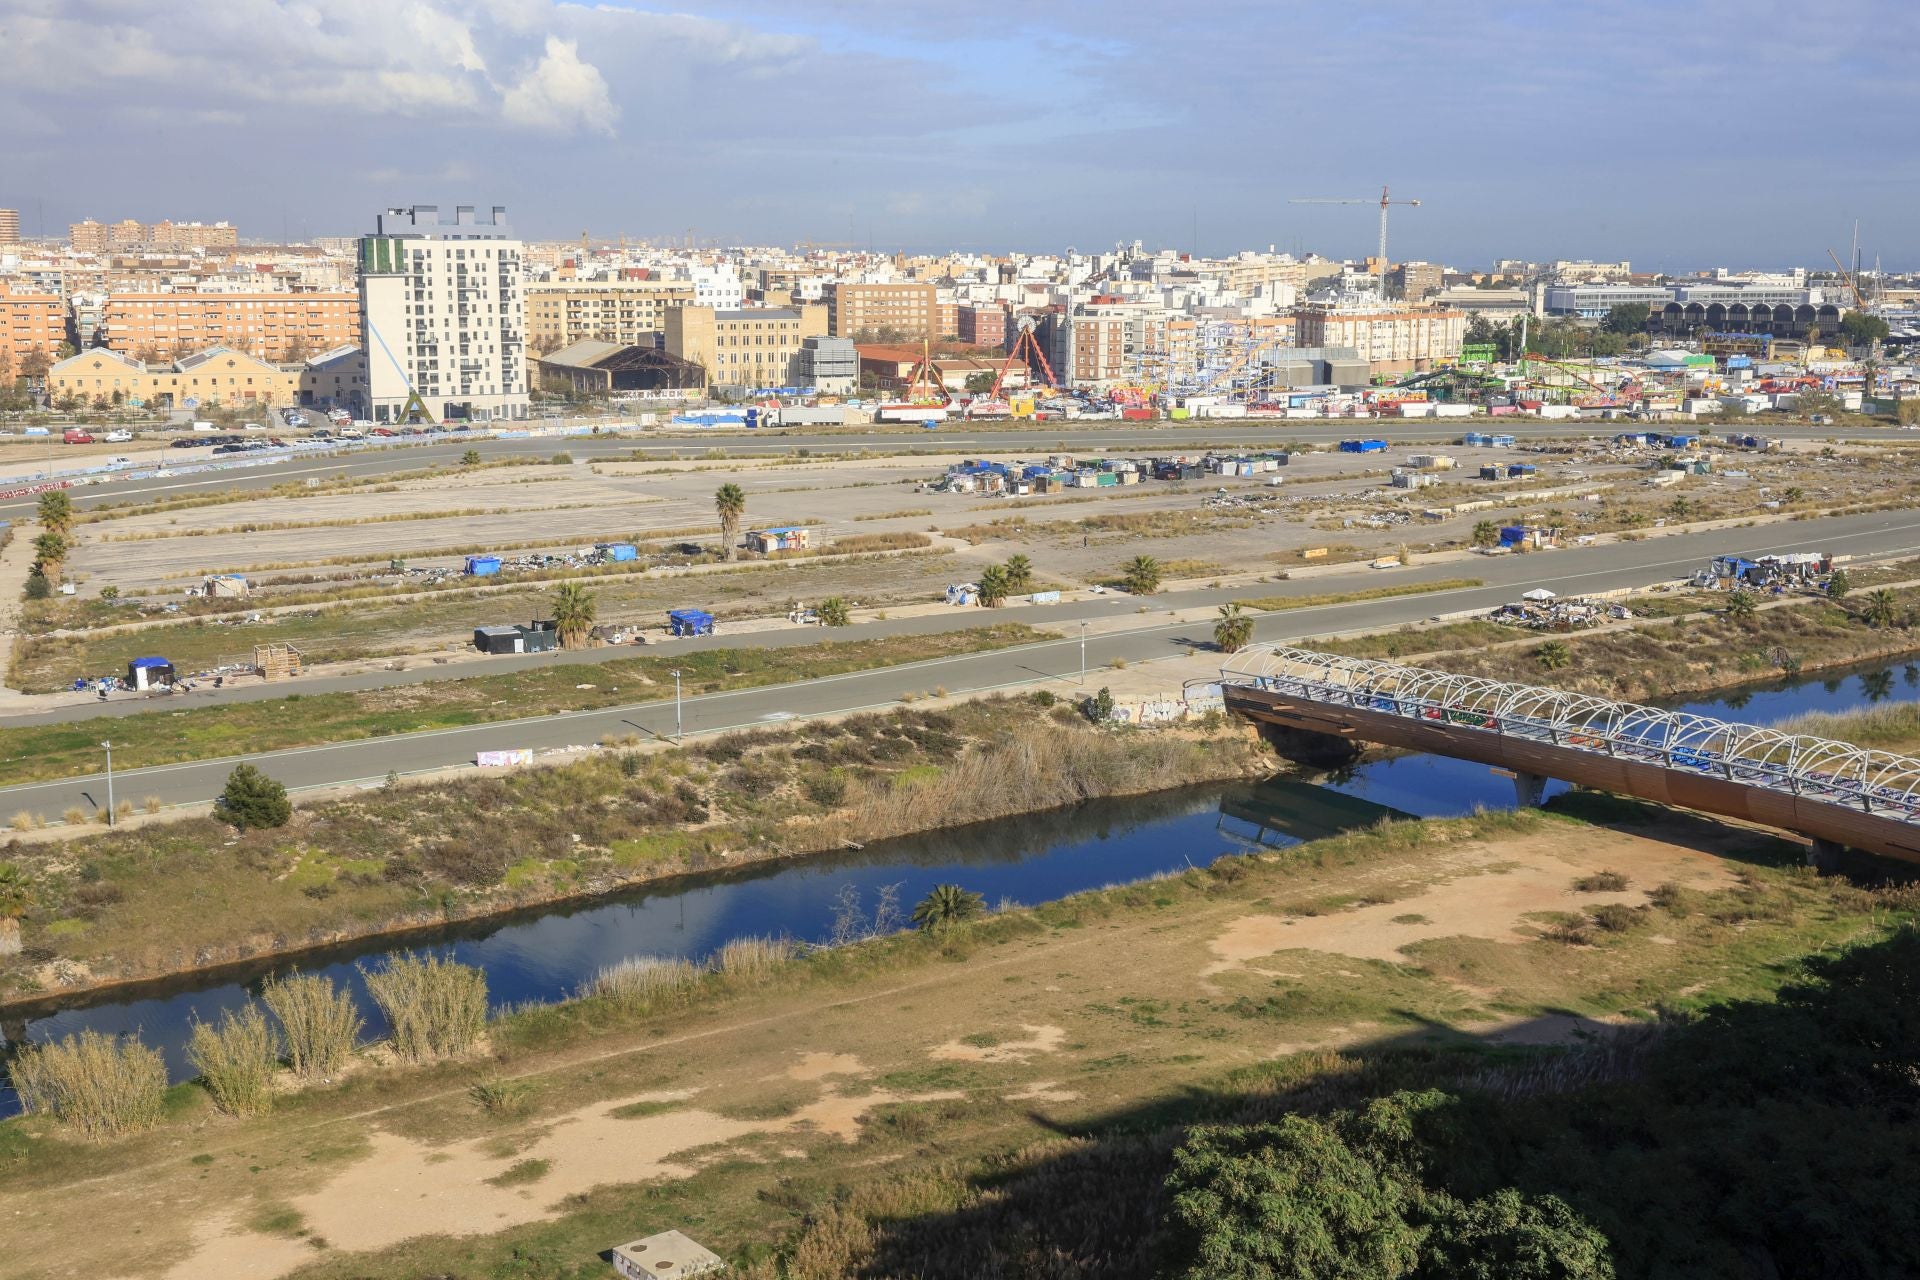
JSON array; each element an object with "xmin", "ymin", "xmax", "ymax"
[{"xmin": 1218, "ymin": 645, "xmax": 1920, "ymax": 865}]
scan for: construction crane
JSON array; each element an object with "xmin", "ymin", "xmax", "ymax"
[
  {"xmin": 1827, "ymin": 248, "xmax": 1866, "ymax": 311},
  {"xmin": 1288, "ymin": 185, "xmax": 1422, "ymax": 273}
]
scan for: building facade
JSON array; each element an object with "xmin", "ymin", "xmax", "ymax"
[
  {"xmin": 46, "ymin": 345, "xmax": 301, "ymax": 408},
  {"xmin": 0, "ymin": 209, "xmax": 19, "ymax": 245},
  {"xmin": 664, "ymin": 305, "xmax": 828, "ymax": 391},
  {"xmin": 1067, "ymin": 297, "xmax": 1170, "ymax": 388},
  {"xmin": 99, "ymin": 290, "xmax": 358, "ymax": 362},
  {"xmin": 0, "ymin": 281, "xmax": 67, "ymax": 369},
  {"xmin": 524, "ymin": 279, "xmax": 694, "ymax": 353},
  {"xmin": 1292, "ymin": 303, "xmax": 1464, "ymax": 375},
  {"xmin": 797, "ymin": 335, "xmax": 857, "ymax": 394},
  {"xmin": 358, "ymin": 205, "xmax": 528, "ymax": 423},
  {"xmin": 824, "ymin": 282, "xmax": 937, "ymax": 340},
  {"xmin": 1387, "ymin": 261, "xmax": 1443, "ymax": 301}
]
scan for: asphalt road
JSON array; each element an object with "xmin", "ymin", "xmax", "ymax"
[
  {"xmin": 3, "ymin": 417, "xmax": 1909, "ymax": 520},
  {"xmin": 9, "ymin": 505, "xmax": 1920, "ymax": 816}
]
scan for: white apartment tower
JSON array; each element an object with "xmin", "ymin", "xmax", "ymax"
[{"xmin": 358, "ymin": 205, "xmax": 528, "ymax": 423}]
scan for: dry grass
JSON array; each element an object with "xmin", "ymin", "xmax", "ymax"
[
  {"xmin": 262, "ymin": 972, "xmax": 362, "ymax": 1079},
  {"xmin": 10, "ymin": 1029, "xmax": 168, "ymax": 1138},
  {"xmin": 1237, "ymin": 577, "xmax": 1485, "ymax": 613},
  {"xmin": 362, "ymin": 953, "xmax": 488, "ymax": 1064},
  {"xmin": 186, "ymin": 1004, "xmax": 277, "ymax": 1117},
  {"xmin": 714, "ymin": 935, "xmax": 795, "ymax": 984},
  {"xmin": 588, "ymin": 956, "xmax": 701, "ymax": 1009}
]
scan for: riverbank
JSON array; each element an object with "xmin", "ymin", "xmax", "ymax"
[
  {"xmin": 4, "ymin": 795, "xmax": 1911, "ymax": 1279},
  {"xmin": 0, "ymin": 699, "xmax": 1270, "ymax": 1008}
]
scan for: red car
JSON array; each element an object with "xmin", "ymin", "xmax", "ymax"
[
  {"xmin": 63, "ymin": 429, "xmax": 95, "ymax": 444},
  {"xmin": 370, "ymin": 427, "xmax": 397, "ymax": 437}
]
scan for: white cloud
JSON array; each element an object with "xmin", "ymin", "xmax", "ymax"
[{"xmin": 500, "ymin": 34, "xmax": 616, "ymax": 134}]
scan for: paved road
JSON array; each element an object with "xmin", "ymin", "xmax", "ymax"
[
  {"xmin": 3, "ymin": 418, "xmax": 1907, "ymax": 520},
  {"xmin": 9, "ymin": 506, "xmax": 1920, "ymax": 816}
]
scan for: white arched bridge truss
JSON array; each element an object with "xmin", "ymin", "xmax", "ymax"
[{"xmin": 1219, "ymin": 645, "xmax": 1920, "ymax": 822}]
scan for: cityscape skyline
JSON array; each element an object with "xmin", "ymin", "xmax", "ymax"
[{"xmin": 3, "ymin": 0, "xmax": 1917, "ymax": 269}]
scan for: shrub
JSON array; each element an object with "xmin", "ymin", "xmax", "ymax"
[
  {"xmin": 591, "ymin": 955, "xmax": 701, "ymax": 1009},
  {"xmin": 11, "ymin": 1029, "xmax": 168, "ymax": 1138},
  {"xmin": 1082, "ymin": 686, "xmax": 1116, "ymax": 723},
  {"xmin": 1589, "ymin": 903, "xmax": 1643, "ymax": 933},
  {"xmin": 1572, "ymin": 870, "xmax": 1630, "ymax": 892},
  {"xmin": 419, "ymin": 839, "xmax": 510, "ymax": 887},
  {"xmin": 362, "ymin": 953, "xmax": 489, "ymax": 1063},
  {"xmin": 911, "ymin": 884, "xmax": 985, "ymax": 933},
  {"xmin": 818, "ymin": 596, "xmax": 851, "ymax": 627},
  {"xmin": 218, "ymin": 764, "xmax": 291, "ymax": 830},
  {"xmin": 470, "ymin": 1076, "xmax": 533, "ymax": 1117},
  {"xmin": 262, "ymin": 972, "xmax": 362, "ymax": 1079},
  {"xmin": 187, "ymin": 1004, "xmax": 278, "ymax": 1117},
  {"xmin": 23, "ymin": 570, "xmax": 50, "ymax": 600}
]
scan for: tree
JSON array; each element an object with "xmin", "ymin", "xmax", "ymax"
[
  {"xmin": 37, "ymin": 489, "xmax": 73, "ymax": 535},
  {"xmin": 1827, "ymin": 568, "xmax": 1852, "ymax": 599},
  {"xmin": 817, "ymin": 596, "xmax": 850, "ymax": 627},
  {"xmin": 551, "ymin": 581, "xmax": 597, "ymax": 649},
  {"xmin": 964, "ymin": 370, "xmax": 995, "ymax": 394},
  {"xmin": 976, "ymin": 563, "xmax": 1010, "ymax": 607},
  {"xmin": 32, "ymin": 530, "xmax": 68, "ymax": 569},
  {"xmin": 1534, "ymin": 640, "xmax": 1571, "ymax": 671},
  {"xmin": 1003, "ymin": 554, "xmax": 1034, "ymax": 593},
  {"xmin": 218, "ymin": 764, "xmax": 291, "ymax": 830},
  {"xmin": 1470, "ymin": 520, "xmax": 1500, "ymax": 549},
  {"xmin": 1724, "ymin": 590, "xmax": 1758, "ymax": 622},
  {"xmin": 911, "ymin": 883, "xmax": 985, "ymax": 933},
  {"xmin": 1082, "ymin": 685, "xmax": 1116, "ymax": 723},
  {"xmin": 1214, "ymin": 603, "xmax": 1256, "ymax": 653},
  {"xmin": 1863, "ymin": 588, "xmax": 1900, "ymax": 629},
  {"xmin": 1423, "ymin": 1188, "xmax": 1615, "ymax": 1280},
  {"xmin": 714, "ymin": 483, "xmax": 747, "ymax": 562},
  {"xmin": 1839, "ymin": 310, "xmax": 1890, "ymax": 348},
  {"xmin": 1601, "ymin": 303, "xmax": 1650, "ymax": 336},
  {"xmin": 23, "ymin": 569, "xmax": 51, "ymax": 600},
  {"xmin": 1122, "ymin": 554, "xmax": 1162, "ymax": 596}
]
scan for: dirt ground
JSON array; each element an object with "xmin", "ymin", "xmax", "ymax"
[{"xmin": 2, "ymin": 811, "xmax": 1862, "ymax": 1280}]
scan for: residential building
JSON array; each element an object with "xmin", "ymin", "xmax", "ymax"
[
  {"xmin": 664, "ymin": 305, "xmax": 827, "ymax": 391},
  {"xmin": 0, "ymin": 209, "xmax": 19, "ymax": 245},
  {"xmin": 957, "ymin": 303, "xmax": 1011, "ymax": 352},
  {"xmin": 1387, "ymin": 261, "xmax": 1443, "ymax": 302},
  {"xmin": 796, "ymin": 335, "xmax": 857, "ymax": 394},
  {"xmin": 0, "ymin": 281, "xmax": 67, "ymax": 369},
  {"xmin": 146, "ymin": 220, "xmax": 239, "ymax": 251},
  {"xmin": 689, "ymin": 265, "xmax": 743, "ymax": 310},
  {"xmin": 524, "ymin": 279, "xmax": 694, "ymax": 353},
  {"xmin": 69, "ymin": 219, "xmax": 107, "ymax": 253},
  {"xmin": 824, "ymin": 281, "xmax": 937, "ymax": 340},
  {"xmin": 358, "ymin": 204, "xmax": 528, "ymax": 423},
  {"xmin": 46, "ymin": 345, "xmax": 301, "ymax": 408},
  {"xmin": 1066, "ymin": 296, "xmax": 1170, "ymax": 388},
  {"xmin": 99, "ymin": 290, "xmax": 359, "ymax": 362},
  {"xmin": 1291, "ymin": 302, "xmax": 1464, "ymax": 375}
]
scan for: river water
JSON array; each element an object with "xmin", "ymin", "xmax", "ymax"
[{"xmin": 5, "ymin": 656, "xmax": 1919, "ymax": 1105}]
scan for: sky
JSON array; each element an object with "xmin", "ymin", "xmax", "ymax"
[{"xmin": 2, "ymin": 0, "xmax": 1916, "ymax": 270}]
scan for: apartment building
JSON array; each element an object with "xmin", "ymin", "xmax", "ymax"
[
  {"xmin": 1291, "ymin": 303, "xmax": 1464, "ymax": 376},
  {"xmin": 1387, "ymin": 261, "xmax": 1444, "ymax": 302},
  {"xmin": 824, "ymin": 281, "xmax": 937, "ymax": 340},
  {"xmin": 69, "ymin": 218, "xmax": 239, "ymax": 253},
  {"xmin": 525, "ymin": 279, "xmax": 694, "ymax": 352},
  {"xmin": 358, "ymin": 204, "xmax": 528, "ymax": 423},
  {"xmin": 1067, "ymin": 297, "xmax": 1170, "ymax": 388},
  {"xmin": 0, "ymin": 209, "xmax": 19, "ymax": 245},
  {"xmin": 45, "ymin": 345, "xmax": 301, "ymax": 408},
  {"xmin": 99, "ymin": 290, "xmax": 358, "ymax": 362},
  {"xmin": 957, "ymin": 303, "xmax": 1011, "ymax": 352},
  {"xmin": 664, "ymin": 304, "xmax": 828, "ymax": 391},
  {"xmin": 0, "ymin": 281, "xmax": 67, "ymax": 369}
]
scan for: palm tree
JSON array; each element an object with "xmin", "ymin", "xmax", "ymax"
[
  {"xmin": 551, "ymin": 582, "xmax": 597, "ymax": 649},
  {"xmin": 1214, "ymin": 603, "xmax": 1255, "ymax": 653},
  {"xmin": 1782, "ymin": 486, "xmax": 1805, "ymax": 505},
  {"xmin": 1470, "ymin": 520, "xmax": 1499, "ymax": 548},
  {"xmin": 977, "ymin": 564, "xmax": 1010, "ymax": 608},
  {"xmin": 714, "ymin": 483, "xmax": 747, "ymax": 562},
  {"xmin": 817, "ymin": 597, "xmax": 851, "ymax": 627},
  {"xmin": 1535, "ymin": 640, "xmax": 1571, "ymax": 671},
  {"xmin": 1864, "ymin": 589, "xmax": 1900, "ymax": 630},
  {"xmin": 1003, "ymin": 554, "xmax": 1034, "ymax": 594},
  {"xmin": 31, "ymin": 530, "xmax": 67, "ymax": 570},
  {"xmin": 1724, "ymin": 590, "xmax": 1758, "ymax": 622},
  {"xmin": 1122, "ymin": 554, "xmax": 1162, "ymax": 596},
  {"xmin": 911, "ymin": 883, "xmax": 985, "ymax": 933},
  {"xmin": 36, "ymin": 490, "xmax": 73, "ymax": 535}
]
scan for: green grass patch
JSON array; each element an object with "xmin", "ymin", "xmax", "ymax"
[{"xmin": 484, "ymin": 1158, "xmax": 551, "ymax": 1188}]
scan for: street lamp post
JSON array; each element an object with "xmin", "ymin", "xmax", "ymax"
[
  {"xmin": 101, "ymin": 740, "xmax": 114, "ymax": 825},
  {"xmin": 1079, "ymin": 621, "xmax": 1087, "ymax": 686},
  {"xmin": 671, "ymin": 670, "xmax": 683, "ymax": 741}
]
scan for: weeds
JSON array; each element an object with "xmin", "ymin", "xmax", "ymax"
[
  {"xmin": 186, "ymin": 1003, "xmax": 278, "ymax": 1117},
  {"xmin": 715, "ymin": 936, "xmax": 795, "ymax": 983},
  {"xmin": 589, "ymin": 956, "xmax": 701, "ymax": 1010},
  {"xmin": 362, "ymin": 953, "xmax": 488, "ymax": 1063},
  {"xmin": 1573, "ymin": 870, "xmax": 1631, "ymax": 892},
  {"xmin": 262, "ymin": 972, "xmax": 362, "ymax": 1079},
  {"xmin": 10, "ymin": 1029, "xmax": 168, "ymax": 1137}
]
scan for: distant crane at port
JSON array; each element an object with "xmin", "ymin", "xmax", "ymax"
[
  {"xmin": 1827, "ymin": 248, "xmax": 1867, "ymax": 311},
  {"xmin": 1288, "ymin": 185, "xmax": 1422, "ymax": 273}
]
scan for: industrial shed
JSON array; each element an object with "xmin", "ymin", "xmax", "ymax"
[{"xmin": 536, "ymin": 340, "xmax": 705, "ymax": 395}]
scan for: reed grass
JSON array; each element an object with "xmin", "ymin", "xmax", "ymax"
[
  {"xmin": 262, "ymin": 972, "xmax": 362, "ymax": 1079},
  {"xmin": 362, "ymin": 953, "xmax": 488, "ymax": 1063},
  {"xmin": 714, "ymin": 935, "xmax": 795, "ymax": 983},
  {"xmin": 589, "ymin": 955, "xmax": 701, "ymax": 1009},
  {"xmin": 10, "ymin": 1029, "xmax": 167, "ymax": 1138},
  {"xmin": 186, "ymin": 1003, "xmax": 277, "ymax": 1117}
]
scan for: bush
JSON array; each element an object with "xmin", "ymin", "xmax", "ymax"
[
  {"xmin": 218, "ymin": 764, "xmax": 291, "ymax": 830},
  {"xmin": 818, "ymin": 596, "xmax": 851, "ymax": 627},
  {"xmin": 23, "ymin": 570, "xmax": 50, "ymax": 600},
  {"xmin": 1082, "ymin": 686, "xmax": 1116, "ymax": 723},
  {"xmin": 1589, "ymin": 903, "xmax": 1643, "ymax": 933},
  {"xmin": 11, "ymin": 1029, "xmax": 168, "ymax": 1138},
  {"xmin": 1572, "ymin": 870, "xmax": 1630, "ymax": 892},
  {"xmin": 188, "ymin": 1003, "xmax": 278, "ymax": 1117},
  {"xmin": 262, "ymin": 972, "xmax": 362, "ymax": 1079},
  {"xmin": 363, "ymin": 953, "xmax": 489, "ymax": 1063}
]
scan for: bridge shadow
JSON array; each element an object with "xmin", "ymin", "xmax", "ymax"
[{"xmin": 834, "ymin": 930, "xmax": 1920, "ymax": 1279}]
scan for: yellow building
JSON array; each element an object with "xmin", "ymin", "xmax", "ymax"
[
  {"xmin": 664, "ymin": 304, "xmax": 827, "ymax": 390},
  {"xmin": 1292, "ymin": 303, "xmax": 1464, "ymax": 376},
  {"xmin": 47, "ymin": 345, "xmax": 301, "ymax": 409},
  {"xmin": 525, "ymin": 279, "xmax": 695, "ymax": 353}
]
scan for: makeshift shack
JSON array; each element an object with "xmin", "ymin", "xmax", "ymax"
[
  {"xmin": 472, "ymin": 623, "xmax": 559, "ymax": 654},
  {"xmin": 127, "ymin": 656, "xmax": 175, "ymax": 691},
  {"xmin": 202, "ymin": 573, "xmax": 250, "ymax": 598},
  {"xmin": 464, "ymin": 555, "xmax": 502, "ymax": 577},
  {"xmin": 746, "ymin": 526, "xmax": 812, "ymax": 553},
  {"xmin": 668, "ymin": 609, "xmax": 714, "ymax": 637}
]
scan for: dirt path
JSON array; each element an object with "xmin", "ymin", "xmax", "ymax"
[
  {"xmin": 0, "ymin": 521, "xmax": 43, "ymax": 704},
  {"xmin": 4, "ymin": 815, "xmax": 1834, "ymax": 1280}
]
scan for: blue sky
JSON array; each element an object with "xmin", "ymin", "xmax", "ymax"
[{"xmin": 2, "ymin": 0, "xmax": 1915, "ymax": 269}]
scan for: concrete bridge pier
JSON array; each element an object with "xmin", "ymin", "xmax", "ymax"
[
  {"xmin": 1807, "ymin": 838, "xmax": 1847, "ymax": 873},
  {"xmin": 1254, "ymin": 721, "xmax": 1363, "ymax": 770},
  {"xmin": 1513, "ymin": 771, "xmax": 1549, "ymax": 808}
]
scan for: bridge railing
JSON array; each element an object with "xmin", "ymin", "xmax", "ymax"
[{"xmin": 1220, "ymin": 644, "xmax": 1920, "ymax": 821}]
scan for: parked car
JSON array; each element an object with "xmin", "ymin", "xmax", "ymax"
[
  {"xmin": 336, "ymin": 427, "xmax": 364, "ymax": 439},
  {"xmin": 370, "ymin": 427, "xmax": 396, "ymax": 437},
  {"xmin": 103, "ymin": 456, "xmax": 134, "ymax": 468},
  {"xmin": 242, "ymin": 422, "xmax": 266, "ymax": 431},
  {"xmin": 62, "ymin": 429, "xmax": 95, "ymax": 444},
  {"xmin": 104, "ymin": 429, "xmax": 134, "ymax": 443},
  {"xmin": 212, "ymin": 443, "xmax": 248, "ymax": 454},
  {"xmin": 168, "ymin": 438, "xmax": 200, "ymax": 449}
]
